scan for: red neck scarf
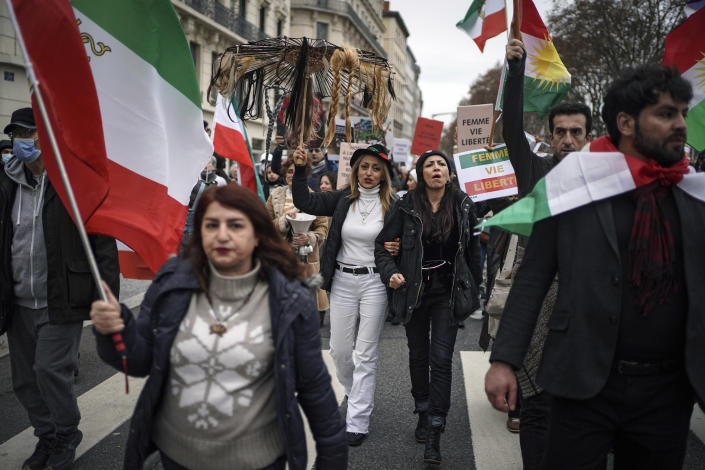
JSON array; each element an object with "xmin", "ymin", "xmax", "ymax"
[{"xmin": 590, "ymin": 136, "xmax": 690, "ymax": 314}]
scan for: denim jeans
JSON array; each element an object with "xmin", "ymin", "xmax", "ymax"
[{"xmin": 404, "ymin": 285, "xmax": 459, "ymax": 421}]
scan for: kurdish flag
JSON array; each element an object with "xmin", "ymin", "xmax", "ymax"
[
  {"xmin": 457, "ymin": 0, "xmax": 507, "ymax": 53},
  {"xmin": 212, "ymin": 94, "xmax": 265, "ymax": 200},
  {"xmin": 478, "ymin": 137, "xmax": 705, "ymax": 236},
  {"xmin": 663, "ymin": 6, "xmax": 705, "ymax": 151},
  {"xmin": 9, "ymin": 0, "xmax": 213, "ymax": 276},
  {"xmin": 517, "ymin": 0, "xmax": 570, "ymax": 117}
]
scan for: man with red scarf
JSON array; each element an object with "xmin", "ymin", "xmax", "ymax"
[{"xmin": 485, "ymin": 64, "xmax": 704, "ymax": 469}]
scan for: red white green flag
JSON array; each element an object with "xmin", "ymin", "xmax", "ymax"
[
  {"xmin": 212, "ymin": 94, "xmax": 264, "ymax": 200},
  {"xmin": 478, "ymin": 137, "xmax": 705, "ymax": 236},
  {"xmin": 9, "ymin": 0, "xmax": 213, "ymax": 278},
  {"xmin": 456, "ymin": 0, "xmax": 507, "ymax": 53},
  {"xmin": 663, "ymin": 5, "xmax": 705, "ymax": 151}
]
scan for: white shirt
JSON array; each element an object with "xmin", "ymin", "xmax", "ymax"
[{"xmin": 337, "ymin": 184, "xmax": 383, "ymax": 266}]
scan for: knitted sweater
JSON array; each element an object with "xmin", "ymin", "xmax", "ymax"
[{"xmin": 152, "ymin": 261, "xmax": 284, "ymax": 470}]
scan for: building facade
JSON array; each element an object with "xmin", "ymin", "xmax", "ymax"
[
  {"xmin": 0, "ymin": 1, "xmax": 30, "ymax": 128},
  {"xmin": 1, "ymin": 0, "xmax": 421, "ymax": 160}
]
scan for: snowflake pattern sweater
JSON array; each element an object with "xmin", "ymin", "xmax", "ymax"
[{"xmin": 152, "ymin": 260, "xmax": 284, "ymax": 470}]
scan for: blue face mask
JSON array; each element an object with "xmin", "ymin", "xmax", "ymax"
[
  {"xmin": 13, "ymin": 138, "xmax": 40, "ymax": 163},
  {"xmin": 1, "ymin": 153, "xmax": 12, "ymax": 164}
]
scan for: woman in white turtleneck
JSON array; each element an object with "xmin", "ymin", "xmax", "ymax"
[{"xmin": 291, "ymin": 143, "xmax": 397, "ymax": 447}]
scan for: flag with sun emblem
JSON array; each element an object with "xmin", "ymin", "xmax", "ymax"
[
  {"xmin": 517, "ymin": 0, "xmax": 571, "ymax": 118},
  {"xmin": 663, "ymin": 5, "xmax": 705, "ymax": 151}
]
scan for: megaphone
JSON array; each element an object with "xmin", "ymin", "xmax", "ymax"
[{"xmin": 285, "ymin": 213, "xmax": 317, "ymax": 261}]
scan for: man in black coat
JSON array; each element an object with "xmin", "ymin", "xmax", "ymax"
[
  {"xmin": 485, "ymin": 65, "xmax": 704, "ymax": 469},
  {"xmin": 0, "ymin": 107, "xmax": 119, "ymax": 470}
]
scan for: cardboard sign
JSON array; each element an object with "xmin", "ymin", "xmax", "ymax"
[
  {"xmin": 392, "ymin": 138, "xmax": 411, "ymax": 165},
  {"xmin": 411, "ymin": 117, "xmax": 444, "ymax": 155},
  {"xmin": 456, "ymin": 104, "xmax": 494, "ymax": 152},
  {"xmin": 453, "ymin": 144, "xmax": 518, "ymax": 202},
  {"xmin": 336, "ymin": 142, "xmax": 367, "ymax": 189}
]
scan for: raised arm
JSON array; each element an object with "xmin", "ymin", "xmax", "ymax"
[
  {"xmin": 291, "ymin": 145, "xmax": 342, "ymax": 216},
  {"xmin": 502, "ymin": 39, "xmax": 548, "ymax": 197}
]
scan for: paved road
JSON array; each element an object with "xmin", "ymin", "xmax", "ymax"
[{"xmin": 1, "ymin": 285, "xmax": 704, "ymax": 469}]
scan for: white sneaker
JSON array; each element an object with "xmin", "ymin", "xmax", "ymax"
[{"xmin": 469, "ymin": 309, "xmax": 483, "ymax": 320}]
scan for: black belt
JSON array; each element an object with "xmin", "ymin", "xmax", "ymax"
[
  {"xmin": 616, "ymin": 359, "xmax": 681, "ymax": 376},
  {"xmin": 336, "ymin": 264, "xmax": 378, "ymax": 275}
]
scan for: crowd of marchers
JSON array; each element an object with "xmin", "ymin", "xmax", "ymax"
[{"xmin": 2, "ymin": 37, "xmax": 705, "ymax": 470}]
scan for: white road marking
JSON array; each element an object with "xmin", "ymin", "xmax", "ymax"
[
  {"xmin": 0, "ymin": 373, "xmax": 146, "ymax": 469},
  {"xmin": 461, "ymin": 351, "xmax": 522, "ymax": 470}
]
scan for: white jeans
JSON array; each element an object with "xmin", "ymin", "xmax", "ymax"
[{"xmin": 329, "ymin": 268, "xmax": 388, "ymax": 433}]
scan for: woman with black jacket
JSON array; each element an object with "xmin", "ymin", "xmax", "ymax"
[
  {"xmin": 90, "ymin": 184, "xmax": 347, "ymax": 470},
  {"xmin": 291, "ymin": 143, "xmax": 396, "ymax": 447},
  {"xmin": 374, "ymin": 150, "xmax": 481, "ymax": 467}
]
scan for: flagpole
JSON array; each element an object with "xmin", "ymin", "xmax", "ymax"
[
  {"xmin": 486, "ymin": 0, "xmax": 522, "ymax": 150},
  {"xmin": 6, "ymin": 0, "xmax": 130, "ymax": 393}
]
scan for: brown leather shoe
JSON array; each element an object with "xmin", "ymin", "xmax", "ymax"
[{"xmin": 506, "ymin": 417, "xmax": 520, "ymax": 433}]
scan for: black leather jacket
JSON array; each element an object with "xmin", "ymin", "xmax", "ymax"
[{"xmin": 374, "ymin": 191, "xmax": 482, "ymax": 324}]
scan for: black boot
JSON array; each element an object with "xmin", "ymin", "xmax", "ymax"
[
  {"xmin": 423, "ymin": 424, "xmax": 443, "ymax": 466},
  {"xmin": 414, "ymin": 410, "xmax": 428, "ymax": 443}
]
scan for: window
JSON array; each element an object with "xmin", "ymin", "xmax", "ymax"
[
  {"xmin": 252, "ymin": 138, "xmax": 264, "ymax": 150},
  {"xmin": 316, "ymin": 22, "xmax": 328, "ymax": 40},
  {"xmin": 259, "ymin": 7, "xmax": 266, "ymax": 32},
  {"xmin": 239, "ymin": 0, "xmax": 246, "ymax": 17},
  {"xmin": 189, "ymin": 42, "xmax": 200, "ymax": 82},
  {"xmin": 4, "ymin": 71, "xmax": 14, "ymax": 81},
  {"xmin": 277, "ymin": 19, "xmax": 282, "ymax": 37}
]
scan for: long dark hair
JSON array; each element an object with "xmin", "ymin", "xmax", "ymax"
[
  {"xmin": 411, "ymin": 165, "xmax": 457, "ymax": 244},
  {"xmin": 186, "ymin": 183, "xmax": 304, "ymax": 291}
]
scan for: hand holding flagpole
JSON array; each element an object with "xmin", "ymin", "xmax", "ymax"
[{"xmin": 6, "ymin": 0, "xmax": 129, "ymax": 393}]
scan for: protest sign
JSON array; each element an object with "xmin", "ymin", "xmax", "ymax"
[
  {"xmin": 393, "ymin": 138, "xmax": 411, "ymax": 165},
  {"xmin": 456, "ymin": 104, "xmax": 494, "ymax": 152},
  {"xmin": 453, "ymin": 144, "xmax": 518, "ymax": 202},
  {"xmin": 337, "ymin": 142, "xmax": 367, "ymax": 189},
  {"xmin": 411, "ymin": 117, "xmax": 444, "ymax": 155}
]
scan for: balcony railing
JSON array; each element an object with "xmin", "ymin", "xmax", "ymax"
[
  {"xmin": 291, "ymin": 0, "xmax": 386, "ymax": 56},
  {"xmin": 184, "ymin": 0, "xmax": 268, "ymax": 42}
]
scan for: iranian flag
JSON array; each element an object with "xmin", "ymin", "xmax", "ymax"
[
  {"xmin": 212, "ymin": 94, "xmax": 265, "ymax": 200},
  {"xmin": 516, "ymin": 0, "xmax": 570, "ymax": 117},
  {"xmin": 478, "ymin": 137, "xmax": 705, "ymax": 236},
  {"xmin": 456, "ymin": 0, "xmax": 507, "ymax": 53},
  {"xmin": 663, "ymin": 5, "xmax": 705, "ymax": 151},
  {"xmin": 8, "ymin": 0, "xmax": 213, "ymax": 277}
]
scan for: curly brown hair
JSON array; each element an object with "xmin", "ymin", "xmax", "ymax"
[{"xmin": 186, "ymin": 183, "xmax": 304, "ymax": 291}]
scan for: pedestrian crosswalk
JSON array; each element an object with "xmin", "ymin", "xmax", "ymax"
[{"xmin": 1, "ymin": 349, "xmax": 704, "ymax": 469}]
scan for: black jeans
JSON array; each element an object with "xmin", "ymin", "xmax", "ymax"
[
  {"xmin": 404, "ymin": 286, "xmax": 459, "ymax": 421},
  {"xmin": 545, "ymin": 367, "xmax": 694, "ymax": 470},
  {"xmin": 519, "ymin": 391, "xmax": 552, "ymax": 470}
]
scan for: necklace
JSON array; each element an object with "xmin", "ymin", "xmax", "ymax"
[
  {"xmin": 358, "ymin": 198, "xmax": 379, "ymax": 224},
  {"xmin": 209, "ymin": 279, "xmax": 259, "ymax": 337}
]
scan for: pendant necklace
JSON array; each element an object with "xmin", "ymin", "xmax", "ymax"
[
  {"xmin": 209, "ymin": 279, "xmax": 258, "ymax": 337},
  {"xmin": 358, "ymin": 198, "xmax": 379, "ymax": 224}
]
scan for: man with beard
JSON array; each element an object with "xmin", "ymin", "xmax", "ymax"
[{"xmin": 485, "ymin": 64, "xmax": 704, "ymax": 469}]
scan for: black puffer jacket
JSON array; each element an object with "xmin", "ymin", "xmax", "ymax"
[
  {"xmin": 291, "ymin": 165, "xmax": 353, "ymax": 292},
  {"xmin": 374, "ymin": 191, "xmax": 482, "ymax": 324}
]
